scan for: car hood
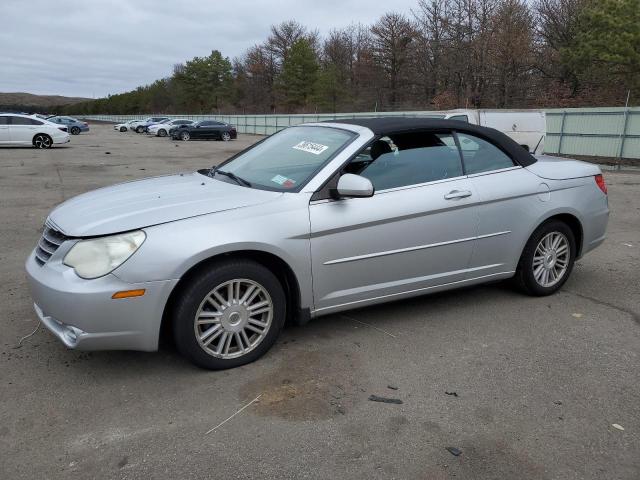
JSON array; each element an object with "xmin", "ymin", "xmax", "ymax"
[{"xmin": 48, "ymin": 172, "xmax": 283, "ymax": 237}]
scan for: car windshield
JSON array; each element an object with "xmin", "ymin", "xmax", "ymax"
[{"xmin": 213, "ymin": 126, "xmax": 355, "ymax": 191}]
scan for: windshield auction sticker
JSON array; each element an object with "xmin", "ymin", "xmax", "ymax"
[
  {"xmin": 271, "ymin": 174, "xmax": 296, "ymax": 188},
  {"xmin": 292, "ymin": 141, "xmax": 329, "ymax": 155}
]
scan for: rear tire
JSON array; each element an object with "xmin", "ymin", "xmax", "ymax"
[
  {"xmin": 158, "ymin": 129, "xmax": 167, "ymax": 137},
  {"xmin": 136, "ymin": 126, "xmax": 144, "ymax": 133},
  {"xmin": 221, "ymin": 131, "xmax": 231, "ymax": 141},
  {"xmin": 172, "ymin": 259, "xmax": 286, "ymax": 370},
  {"xmin": 33, "ymin": 134, "xmax": 52, "ymax": 149},
  {"xmin": 70, "ymin": 126, "xmax": 81, "ymax": 135},
  {"xmin": 514, "ymin": 220, "xmax": 576, "ymax": 296},
  {"xmin": 180, "ymin": 131, "xmax": 190, "ymax": 141},
  {"xmin": 120, "ymin": 126, "xmax": 127, "ymax": 132}
]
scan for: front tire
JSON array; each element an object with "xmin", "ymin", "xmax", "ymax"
[
  {"xmin": 158, "ymin": 129, "xmax": 167, "ymax": 137},
  {"xmin": 33, "ymin": 134, "xmax": 52, "ymax": 149},
  {"xmin": 221, "ymin": 131, "xmax": 231, "ymax": 141},
  {"xmin": 172, "ymin": 259, "xmax": 286, "ymax": 370},
  {"xmin": 180, "ymin": 131, "xmax": 190, "ymax": 141},
  {"xmin": 136, "ymin": 126, "xmax": 144, "ymax": 133},
  {"xmin": 514, "ymin": 220, "xmax": 576, "ymax": 296},
  {"xmin": 120, "ymin": 126, "xmax": 127, "ymax": 132}
]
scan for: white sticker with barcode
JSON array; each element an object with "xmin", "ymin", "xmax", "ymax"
[{"xmin": 292, "ymin": 141, "xmax": 329, "ymax": 155}]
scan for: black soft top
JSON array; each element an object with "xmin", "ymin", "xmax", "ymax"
[{"xmin": 325, "ymin": 117, "xmax": 537, "ymax": 167}]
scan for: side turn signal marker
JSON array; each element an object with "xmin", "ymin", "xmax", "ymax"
[{"xmin": 112, "ymin": 289, "xmax": 146, "ymax": 299}]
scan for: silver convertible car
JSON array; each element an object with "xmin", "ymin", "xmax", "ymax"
[{"xmin": 26, "ymin": 118, "xmax": 609, "ymax": 369}]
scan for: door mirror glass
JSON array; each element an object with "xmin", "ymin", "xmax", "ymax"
[{"xmin": 336, "ymin": 174, "xmax": 374, "ymax": 198}]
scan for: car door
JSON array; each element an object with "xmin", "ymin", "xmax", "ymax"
[
  {"xmin": 309, "ymin": 130, "xmax": 480, "ymax": 313},
  {"xmin": 9, "ymin": 116, "xmax": 39, "ymax": 143},
  {"xmin": 0, "ymin": 116, "xmax": 10, "ymax": 143},
  {"xmin": 457, "ymin": 132, "xmax": 543, "ymax": 276}
]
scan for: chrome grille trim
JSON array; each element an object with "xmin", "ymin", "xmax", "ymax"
[{"xmin": 35, "ymin": 224, "xmax": 69, "ymax": 266}]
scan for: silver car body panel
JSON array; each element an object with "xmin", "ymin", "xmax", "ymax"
[{"xmin": 25, "ymin": 122, "xmax": 609, "ymax": 352}]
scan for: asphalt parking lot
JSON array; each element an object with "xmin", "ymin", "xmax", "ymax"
[{"xmin": 1, "ymin": 123, "xmax": 639, "ymax": 479}]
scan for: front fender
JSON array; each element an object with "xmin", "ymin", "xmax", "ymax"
[{"xmin": 112, "ymin": 194, "xmax": 314, "ymax": 309}]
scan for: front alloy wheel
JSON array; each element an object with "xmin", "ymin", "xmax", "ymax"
[
  {"xmin": 221, "ymin": 131, "xmax": 231, "ymax": 141},
  {"xmin": 194, "ymin": 279, "xmax": 273, "ymax": 359},
  {"xmin": 180, "ymin": 131, "xmax": 190, "ymax": 141},
  {"xmin": 158, "ymin": 129, "xmax": 167, "ymax": 137},
  {"xmin": 172, "ymin": 259, "xmax": 285, "ymax": 369}
]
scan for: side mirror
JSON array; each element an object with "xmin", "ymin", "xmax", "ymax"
[{"xmin": 335, "ymin": 174, "xmax": 374, "ymax": 198}]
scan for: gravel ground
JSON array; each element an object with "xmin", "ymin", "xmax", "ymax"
[{"xmin": 1, "ymin": 124, "xmax": 639, "ymax": 479}]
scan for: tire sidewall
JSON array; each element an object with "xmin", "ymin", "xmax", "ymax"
[
  {"xmin": 518, "ymin": 220, "xmax": 576, "ymax": 295},
  {"xmin": 71, "ymin": 126, "xmax": 80, "ymax": 135},
  {"xmin": 172, "ymin": 260, "xmax": 286, "ymax": 369}
]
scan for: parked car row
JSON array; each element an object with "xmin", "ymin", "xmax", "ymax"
[{"xmin": 114, "ymin": 117, "xmax": 237, "ymax": 142}]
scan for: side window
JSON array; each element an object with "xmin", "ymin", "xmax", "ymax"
[
  {"xmin": 352, "ymin": 132, "xmax": 463, "ymax": 191},
  {"xmin": 448, "ymin": 115, "xmax": 469, "ymax": 122},
  {"xmin": 10, "ymin": 117, "xmax": 35, "ymax": 125},
  {"xmin": 456, "ymin": 133, "xmax": 515, "ymax": 174}
]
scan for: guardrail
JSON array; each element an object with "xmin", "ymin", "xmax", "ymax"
[{"xmin": 81, "ymin": 108, "xmax": 640, "ymax": 159}]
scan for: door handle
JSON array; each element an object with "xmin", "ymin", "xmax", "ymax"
[{"xmin": 444, "ymin": 190, "xmax": 472, "ymax": 200}]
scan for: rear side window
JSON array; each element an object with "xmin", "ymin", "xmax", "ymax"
[
  {"xmin": 11, "ymin": 117, "xmax": 43, "ymax": 125},
  {"xmin": 448, "ymin": 115, "xmax": 469, "ymax": 122},
  {"xmin": 456, "ymin": 133, "xmax": 515, "ymax": 174},
  {"xmin": 356, "ymin": 132, "xmax": 463, "ymax": 191}
]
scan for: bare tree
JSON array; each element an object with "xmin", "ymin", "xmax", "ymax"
[{"xmin": 371, "ymin": 13, "xmax": 416, "ymax": 108}]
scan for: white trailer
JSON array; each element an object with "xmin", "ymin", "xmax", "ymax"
[{"xmin": 442, "ymin": 109, "xmax": 546, "ymax": 154}]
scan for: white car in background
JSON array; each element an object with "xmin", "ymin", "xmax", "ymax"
[
  {"xmin": 0, "ymin": 113, "xmax": 70, "ymax": 148},
  {"xmin": 114, "ymin": 120, "xmax": 138, "ymax": 132},
  {"xmin": 147, "ymin": 119, "xmax": 194, "ymax": 137},
  {"xmin": 441, "ymin": 109, "xmax": 546, "ymax": 154}
]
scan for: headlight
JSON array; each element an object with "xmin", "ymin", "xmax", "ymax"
[{"xmin": 64, "ymin": 231, "xmax": 146, "ymax": 279}]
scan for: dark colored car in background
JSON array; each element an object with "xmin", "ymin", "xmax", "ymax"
[
  {"xmin": 170, "ymin": 120, "xmax": 237, "ymax": 141},
  {"xmin": 47, "ymin": 116, "xmax": 90, "ymax": 135}
]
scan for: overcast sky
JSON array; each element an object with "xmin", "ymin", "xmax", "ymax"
[{"xmin": 1, "ymin": 0, "xmax": 419, "ymax": 98}]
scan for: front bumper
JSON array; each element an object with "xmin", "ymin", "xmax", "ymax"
[{"xmin": 25, "ymin": 250, "xmax": 178, "ymax": 351}]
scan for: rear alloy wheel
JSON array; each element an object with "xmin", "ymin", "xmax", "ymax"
[
  {"xmin": 514, "ymin": 220, "xmax": 576, "ymax": 296},
  {"xmin": 221, "ymin": 131, "xmax": 231, "ymax": 142},
  {"xmin": 70, "ymin": 126, "xmax": 81, "ymax": 135},
  {"xmin": 158, "ymin": 129, "xmax": 167, "ymax": 137},
  {"xmin": 33, "ymin": 134, "xmax": 52, "ymax": 149},
  {"xmin": 172, "ymin": 259, "xmax": 286, "ymax": 369},
  {"xmin": 136, "ymin": 126, "xmax": 144, "ymax": 133},
  {"xmin": 180, "ymin": 131, "xmax": 190, "ymax": 141},
  {"xmin": 120, "ymin": 126, "xmax": 127, "ymax": 132}
]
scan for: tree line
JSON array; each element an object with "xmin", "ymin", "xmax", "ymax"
[{"xmin": 63, "ymin": 0, "xmax": 639, "ymax": 115}]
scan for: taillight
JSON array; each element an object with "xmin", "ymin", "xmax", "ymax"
[{"xmin": 595, "ymin": 174, "xmax": 607, "ymax": 194}]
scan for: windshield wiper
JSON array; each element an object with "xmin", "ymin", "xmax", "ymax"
[{"xmin": 211, "ymin": 166, "xmax": 252, "ymax": 187}]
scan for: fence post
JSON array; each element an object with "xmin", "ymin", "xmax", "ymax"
[
  {"xmin": 558, "ymin": 111, "xmax": 567, "ymax": 155},
  {"xmin": 617, "ymin": 91, "xmax": 631, "ymax": 170}
]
